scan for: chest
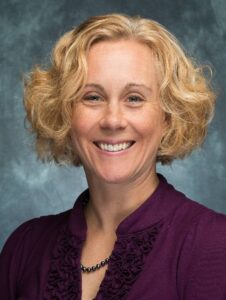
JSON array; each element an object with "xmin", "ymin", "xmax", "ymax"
[
  {"xmin": 81, "ymin": 266, "xmax": 108, "ymax": 300},
  {"xmin": 16, "ymin": 222, "xmax": 185, "ymax": 299}
]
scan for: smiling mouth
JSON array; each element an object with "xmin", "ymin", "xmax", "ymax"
[{"xmin": 94, "ymin": 141, "xmax": 135, "ymax": 152}]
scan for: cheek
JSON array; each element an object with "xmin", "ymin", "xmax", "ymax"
[
  {"xmin": 71, "ymin": 112, "xmax": 96, "ymax": 151},
  {"xmin": 70, "ymin": 114, "xmax": 86, "ymax": 148},
  {"xmin": 71, "ymin": 109, "xmax": 89, "ymax": 135},
  {"xmin": 71, "ymin": 105, "xmax": 99, "ymax": 134},
  {"xmin": 138, "ymin": 117, "xmax": 166, "ymax": 149},
  {"xmin": 137, "ymin": 112, "xmax": 165, "ymax": 133}
]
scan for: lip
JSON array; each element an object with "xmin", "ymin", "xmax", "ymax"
[
  {"xmin": 93, "ymin": 140, "xmax": 136, "ymax": 155},
  {"xmin": 94, "ymin": 140, "xmax": 135, "ymax": 145}
]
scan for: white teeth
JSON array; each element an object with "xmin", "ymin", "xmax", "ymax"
[{"xmin": 97, "ymin": 142, "xmax": 132, "ymax": 152}]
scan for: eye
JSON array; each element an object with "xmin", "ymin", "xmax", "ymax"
[
  {"xmin": 83, "ymin": 94, "xmax": 102, "ymax": 102},
  {"xmin": 127, "ymin": 95, "xmax": 144, "ymax": 105},
  {"xmin": 82, "ymin": 93, "xmax": 105, "ymax": 106}
]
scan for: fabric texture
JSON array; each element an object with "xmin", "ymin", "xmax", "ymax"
[{"xmin": 1, "ymin": 174, "xmax": 226, "ymax": 299}]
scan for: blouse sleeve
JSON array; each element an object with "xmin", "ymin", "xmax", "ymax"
[
  {"xmin": 183, "ymin": 211, "xmax": 226, "ymax": 300},
  {"xmin": 0, "ymin": 219, "xmax": 37, "ymax": 299}
]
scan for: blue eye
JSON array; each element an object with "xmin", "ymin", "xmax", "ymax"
[
  {"xmin": 83, "ymin": 95, "xmax": 101, "ymax": 101},
  {"xmin": 128, "ymin": 95, "xmax": 144, "ymax": 103}
]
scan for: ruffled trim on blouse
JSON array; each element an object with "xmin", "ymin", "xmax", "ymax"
[
  {"xmin": 44, "ymin": 222, "xmax": 163, "ymax": 299},
  {"xmin": 97, "ymin": 222, "xmax": 163, "ymax": 299},
  {"xmin": 44, "ymin": 225, "xmax": 83, "ymax": 299}
]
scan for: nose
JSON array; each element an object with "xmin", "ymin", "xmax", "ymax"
[{"xmin": 99, "ymin": 102, "xmax": 128, "ymax": 131}]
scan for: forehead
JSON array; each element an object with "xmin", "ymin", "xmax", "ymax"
[
  {"xmin": 88, "ymin": 39, "xmax": 154, "ymax": 63},
  {"xmin": 86, "ymin": 39, "xmax": 159, "ymax": 89}
]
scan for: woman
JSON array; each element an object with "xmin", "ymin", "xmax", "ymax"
[{"xmin": 0, "ymin": 13, "xmax": 226, "ymax": 299}]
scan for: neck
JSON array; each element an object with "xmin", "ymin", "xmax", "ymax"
[{"xmin": 84, "ymin": 168, "xmax": 159, "ymax": 234}]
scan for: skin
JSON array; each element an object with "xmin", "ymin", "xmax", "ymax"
[{"xmin": 71, "ymin": 39, "xmax": 167, "ymax": 299}]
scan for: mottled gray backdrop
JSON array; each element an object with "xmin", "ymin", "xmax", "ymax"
[{"xmin": 0, "ymin": 0, "xmax": 226, "ymax": 250}]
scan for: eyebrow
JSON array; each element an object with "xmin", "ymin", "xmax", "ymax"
[
  {"xmin": 84, "ymin": 83, "xmax": 153, "ymax": 94},
  {"xmin": 84, "ymin": 84, "xmax": 105, "ymax": 93},
  {"xmin": 125, "ymin": 83, "xmax": 153, "ymax": 93}
]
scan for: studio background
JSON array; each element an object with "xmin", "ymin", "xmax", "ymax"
[{"xmin": 0, "ymin": 0, "xmax": 225, "ymax": 250}]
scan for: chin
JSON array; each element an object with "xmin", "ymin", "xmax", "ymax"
[{"xmin": 93, "ymin": 169, "xmax": 134, "ymax": 185}]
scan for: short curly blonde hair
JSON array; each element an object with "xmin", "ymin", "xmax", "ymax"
[{"xmin": 24, "ymin": 13, "xmax": 216, "ymax": 165}]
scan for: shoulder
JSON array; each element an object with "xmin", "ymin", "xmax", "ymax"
[
  {"xmin": 163, "ymin": 177, "xmax": 226, "ymax": 236},
  {"xmin": 177, "ymin": 193, "xmax": 226, "ymax": 241},
  {"xmin": 3, "ymin": 209, "xmax": 70, "ymax": 248},
  {"xmin": 168, "ymin": 183, "xmax": 226, "ymax": 259},
  {"xmin": 0, "ymin": 210, "xmax": 72, "ymax": 296},
  {"xmin": 0, "ymin": 210, "xmax": 71, "ymax": 275},
  {"xmin": 170, "ymin": 192, "xmax": 226, "ymax": 298},
  {"xmin": 1, "ymin": 209, "xmax": 71, "ymax": 257},
  {"xmin": 181, "ymin": 202, "xmax": 226, "ymax": 263}
]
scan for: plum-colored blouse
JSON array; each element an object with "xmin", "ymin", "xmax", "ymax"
[{"xmin": 1, "ymin": 174, "xmax": 226, "ymax": 299}]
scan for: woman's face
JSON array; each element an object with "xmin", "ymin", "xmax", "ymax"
[{"xmin": 71, "ymin": 39, "xmax": 167, "ymax": 184}]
